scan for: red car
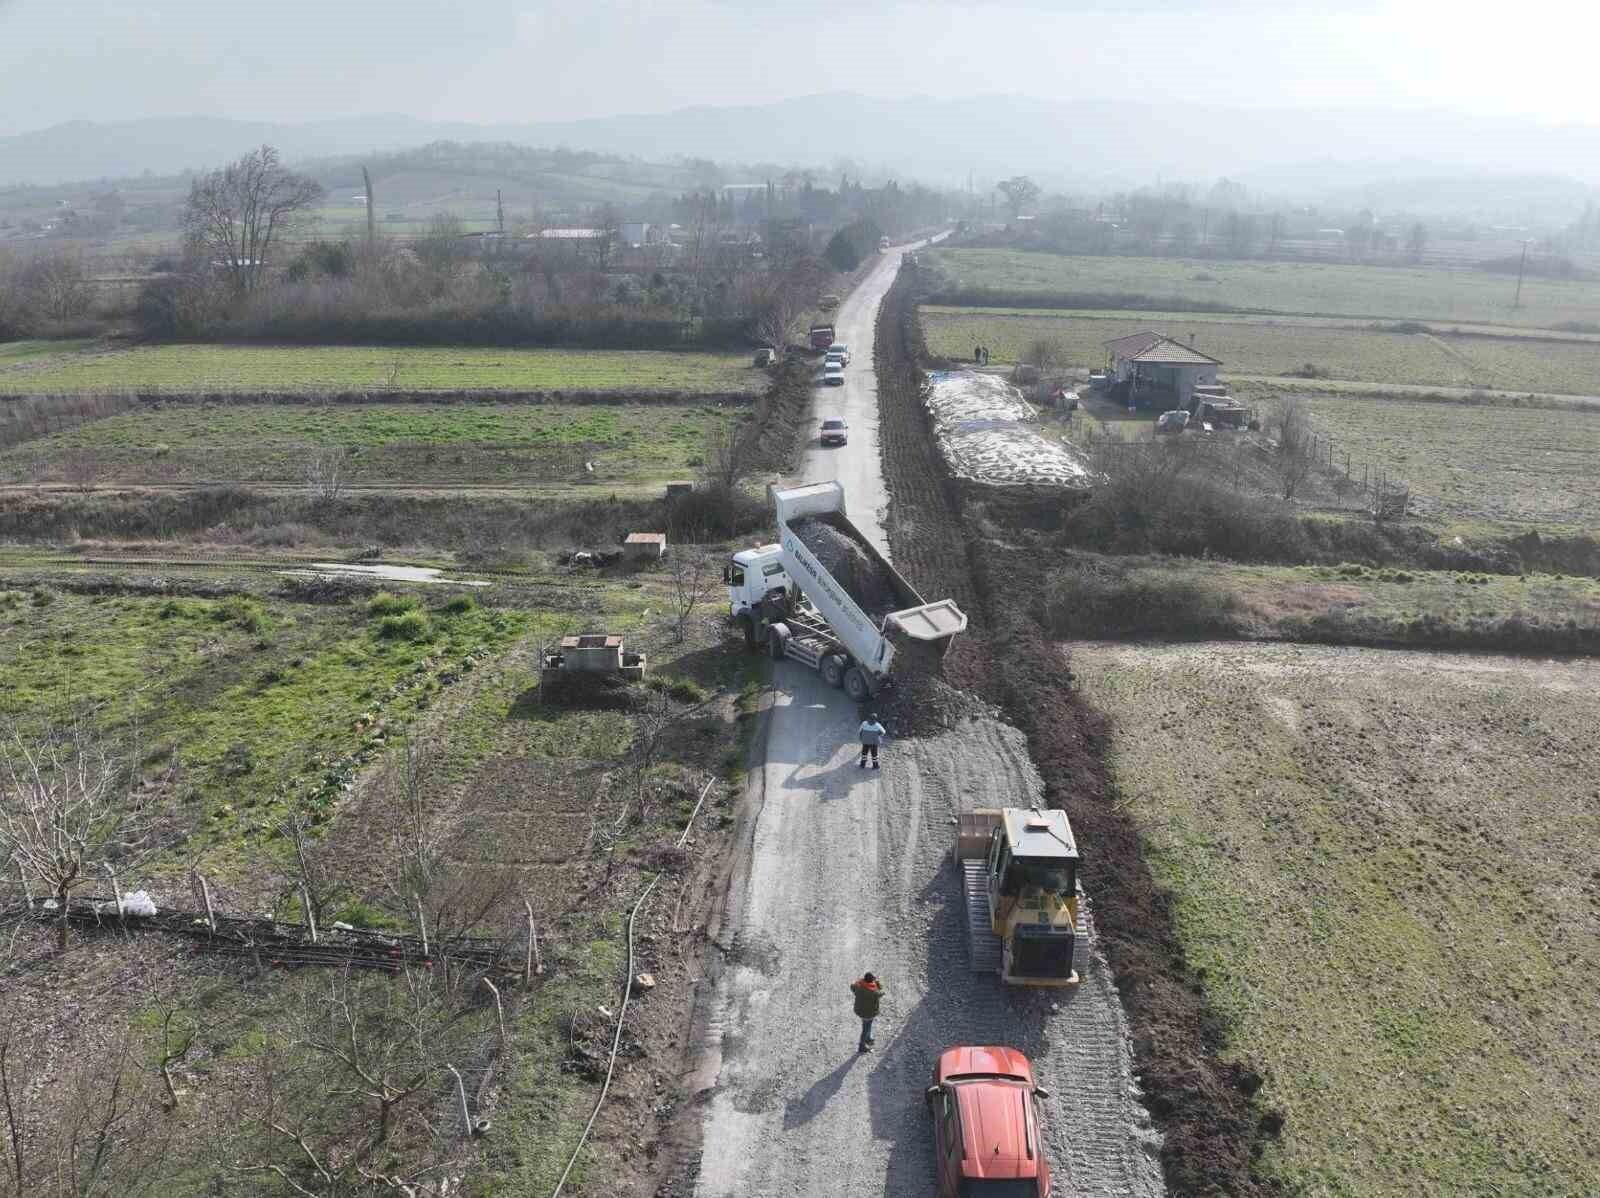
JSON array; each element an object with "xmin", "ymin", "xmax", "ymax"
[{"xmin": 925, "ymin": 1046, "xmax": 1052, "ymax": 1198}]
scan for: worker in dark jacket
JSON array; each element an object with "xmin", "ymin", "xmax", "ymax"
[{"xmin": 851, "ymin": 972, "xmax": 884, "ymax": 1052}]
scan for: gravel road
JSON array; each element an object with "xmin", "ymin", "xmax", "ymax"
[{"xmin": 694, "ymin": 244, "xmax": 1163, "ymax": 1197}]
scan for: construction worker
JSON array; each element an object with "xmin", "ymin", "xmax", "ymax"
[
  {"xmin": 857, "ymin": 714, "xmax": 886, "ymax": 769},
  {"xmin": 851, "ymin": 972, "xmax": 884, "ymax": 1053}
]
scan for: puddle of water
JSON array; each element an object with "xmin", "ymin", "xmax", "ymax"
[{"xmin": 279, "ymin": 563, "xmax": 491, "ymax": 587}]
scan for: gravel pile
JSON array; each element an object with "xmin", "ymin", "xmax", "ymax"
[
  {"xmin": 924, "ymin": 370, "xmax": 1097, "ymax": 490},
  {"xmin": 789, "ymin": 515, "xmax": 903, "ymax": 622}
]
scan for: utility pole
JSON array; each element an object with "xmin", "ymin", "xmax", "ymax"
[
  {"xmin": 496, "ymin": 189, "xmax": 505, "ymax": 236},
  {"xmin": 1513, "ymin": 238, "xmax": 1529, "ymax": 308},
  {"xmin": 361, "ymin": 166, "xmax": 376, "ymax": 250}
]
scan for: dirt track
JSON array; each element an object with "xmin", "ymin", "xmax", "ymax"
[{"xmin": 694, "ymin": 246, "xmax": 1163, "ymax": 1197}]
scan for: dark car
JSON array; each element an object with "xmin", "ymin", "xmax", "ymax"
[
  {"xmin": 820, "ymin": 418, "xmax": 848, "ymax": 446},
  {"xmin": 927, "ymin": 1046, "xmax": 1052, "ymax": 1198}
]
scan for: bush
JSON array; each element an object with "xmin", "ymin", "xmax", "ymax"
[
  {"xmin": 367, "ymin": 591, "xmax": 418, "ymax": 617},
  {"xmin": 438, "ymin": 593, "xmax": 478, "ymax": 615},
  {"xmin": 215, "ymin": 595, "xmax": 270, "ymax": 632},
  {"xmin": 1040, "ymin": 558, "xmax": 1240, "ymax": 638},
  {"xmin": 374, "ymin": 610, "xmax": 432, "ymax": 641},
  {"xmin": 647, "ymin": 674, "xmax": 711, "ymax": 703}
]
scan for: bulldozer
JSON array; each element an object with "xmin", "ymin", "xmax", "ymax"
[{"xmin": 955, "ymin": 807, "xmax": 1082, "ymax": 987}]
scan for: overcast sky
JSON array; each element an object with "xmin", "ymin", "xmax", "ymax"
[{"xmin": 2, "ymin": 0, "xmax": 1598, "ymax": 137}]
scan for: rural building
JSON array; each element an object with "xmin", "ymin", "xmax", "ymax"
[{"xmin": 1103, "ymin": 331, "xmax": 1222, "ymax": 411}]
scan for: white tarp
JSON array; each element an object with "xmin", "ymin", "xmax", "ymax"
[{"xmin": 925, "ymin": 371, "xmax": 1097, "ymax": 489}]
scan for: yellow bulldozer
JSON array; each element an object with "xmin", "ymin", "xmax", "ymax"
[{"xmin": 955, "ymin": 807, "xmax": 1082, "ymax": 987}]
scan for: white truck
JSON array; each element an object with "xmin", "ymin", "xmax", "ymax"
[{"xmin": 723, "ymin": 481, "xmax": 968, "ymax": 700}]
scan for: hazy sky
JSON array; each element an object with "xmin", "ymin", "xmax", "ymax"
[{"xmin": 2, "ymin": 0, "xmax": 1598, "ymax": 136}]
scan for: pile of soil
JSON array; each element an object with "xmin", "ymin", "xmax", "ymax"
[{"xmin": 789, "ymin": 514, "xmax": 902, "ymax": 622}]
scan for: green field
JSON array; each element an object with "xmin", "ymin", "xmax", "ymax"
[
  {"xmin": 0, "ymin": 401, "xmax": 732, "ymax": 487},
  {"xmin": 1074, "ymin": 641, "xmax": 1600, "ymax": 1196},
  {"xmin": 921, "ymin": 307, "xmax": 1600, "ymax": 394},
  {"xmin": 0, "ymin": 343, "xmax": 762, "ymax": 395},
  {"xmin": 926, "ymin": 249, "xmax": 1600, "ymax": 330},
  {"xmin": 1297, "ymin": 393, "xmax": 1600, "ymax": 526}
]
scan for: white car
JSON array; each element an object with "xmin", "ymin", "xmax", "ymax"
[
  {"xmin": 828, "ymin": 344, "xmax": 851, "ymax": 366},
  {"xmin": 822, "ymin": 364, "xmax": 845, "ymax": 386}
]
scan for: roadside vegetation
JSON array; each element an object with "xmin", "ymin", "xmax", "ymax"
[{"xmin": 1072, "ymin": 641, "xmax": 1600, "ymax": 1195}]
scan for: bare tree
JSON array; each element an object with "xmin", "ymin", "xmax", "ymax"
[
  {"xmin": 669, "ymin": 549, "xmax": 716, "ymax": 644},
  {"xmin": 305, "ymin": 447, "xmax": 346, "ymax": 504},
  {"xmin": 0, "ymin": 715, "xmax": 145, "ymax": 952},
  {"xmin": 700, "ymin": 417, "xmax": 751, "ymax": 497},
  {"xmin": 1406, "ymin": 221, "xmax": 1428, "ymax": 263},
  {"xmin": 182, "ymin": 145, "xmax": 324, "ymax": 294},
  {"xmin": 16, "ymin": 252, "xmax": 94, "ymax": 323},
  {"xmin": 752, "ymin": 282, "xmax": 807, "ymax": 356},
  {"xmin": 1273, "ymin": 396, "xmax": 1317, "ymax": 501},
  {"xmin": 1024, "ymin": 337, "xmax": 1067, "ymax": 373}
]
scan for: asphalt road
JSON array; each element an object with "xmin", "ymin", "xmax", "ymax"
[{"xmin": 694, "ymin": 244, "xmax": 1163, "ymax": 1198}]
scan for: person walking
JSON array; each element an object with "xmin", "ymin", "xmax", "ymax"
[
  {"xmin": 857, "ymin": 714, "xmax": 886, "ymax": 769},
  {"xmin": 851, "ymin": 972, "xmax": 884, "ymax": 1053},
  {"xmin": 974, "ymin": 344, "xmax": 982, "ymax": 365}
]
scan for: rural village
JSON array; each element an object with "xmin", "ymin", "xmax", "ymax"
[{"xmin": 3, "ymin": 17, "xmax": 1600, "ymax": 1198}]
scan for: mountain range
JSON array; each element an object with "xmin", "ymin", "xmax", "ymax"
[{"xmin": 3, "ymin": 93, "xmax": 1598, "ymax": 207}]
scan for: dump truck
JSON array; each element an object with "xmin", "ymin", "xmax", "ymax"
[
  {"xmin": 723, "ymin": 481, "xmax": 967, "ymax": 701},
  {"xmin": 809, "ymin": 323, "xmax": 836, "ymax": 350},
  {"xmin": 954, "ymin": 807, "xmax": 1082, "ymax": 987}
]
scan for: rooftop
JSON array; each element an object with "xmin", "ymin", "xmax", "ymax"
[{"xmin": 1105, "ymin": 331, "xmax": 1223, "ymax": 366}]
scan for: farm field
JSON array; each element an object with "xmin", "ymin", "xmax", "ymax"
[
  {"xmin": 0, "ymin": 338, "xmax": 98, "ymax": 364},
  {"xmin": 0, "ymin": 342, "xmax": 762, "ymax": 395},
  {"xmin": 925, "ymin": 248, "xmax": 1600, "ymax": 329},
  {"xmin": 0, "ymin": 400, "xmax": 732, "ymax": 487},
  {"xmin": 1072, "ymin": 641, "xmax": 1600, "ymax": 1196},
  {"xmin": 1297, "ymin": 393, "xmax": 1600, "ymax": 527},
  {"xmin": 0, "ymin": 556, "xmax": 752, "ymax": 1194},
  {"xmin": 921, "ymin": 307, "xmax": 1600, "ymax": 394}
]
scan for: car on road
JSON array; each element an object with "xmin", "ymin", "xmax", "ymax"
[
  {"xmin": 822, "ymin": 364, "xmax": 845, "ymax": 386},
  {"xmin": 824, "ymin": 351, "xmax": 847, "ymax": 372},
  {"xmin": 828, "ymin": 343, "xmax": 851, "ymax": 365},
  {"xmin": 820, "ymin": 418, "xmax": 848, "ymax": 446},
  {"xmin": 926, "ymin": 1046, "xmax": 1052, "ymax": 1198}
]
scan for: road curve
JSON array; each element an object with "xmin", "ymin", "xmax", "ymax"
[{"xmin": 694, "ymin": 244, "xmax": 1164, "ymax": 1198}]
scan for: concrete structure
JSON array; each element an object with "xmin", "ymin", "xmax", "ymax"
[
  {"xmin": 624, "ymin": 532, "xmax": 667, "ymax": 561},
  {"xmin": 1103, "ymin": 331, "xmax": 1222, "ymax": 411}
]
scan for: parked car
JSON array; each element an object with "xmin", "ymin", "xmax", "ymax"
[
  {"xmin": 926, "ymin": 1046, "xmax": 1052, "ymax": 1198},
  {"xmin": 819, "ymin": 294, "xmax": 841, "ymax": 312},
  {"xmin": 828, "ymin": 343, "xmax": 851, "ymax": 365},
  {"xmin": 1156, "ymin": 409, "xmax": 1190, "ymax": 434},
  {"xmin": 753, "ymin": 347, "xmax": 778, "ymax": 367},
  {"xmin": 822, "ymin": 364, "xmax": 845, "ymax": 386},
  {"xmin": 824, "ymin": 351, "xmax": 847, "ymax": 371},
  {"xmin": 820, "ymin": 418, "xmax": 849, "ymax": 446}
]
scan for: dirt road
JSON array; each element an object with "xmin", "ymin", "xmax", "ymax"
[{"xmin": 694, "ymin": 248, "xmax": 1164, "ymax": 1197}]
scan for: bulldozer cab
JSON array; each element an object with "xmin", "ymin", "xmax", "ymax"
[{"xmin": 985, "ymin": 808, "xmax": 1078, "ymax": 903}]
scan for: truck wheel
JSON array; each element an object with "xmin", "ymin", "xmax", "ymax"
[
  {"xmin": 768, "ymin": 626, "xmax": 790, "ymax": 662},
  {"xmin": 820, "ymin": 654, "xmax": 847, "ymax": 688},
  {"xmin": 737, "ymin": 615, "xmax": 758, "ymax": 651},
  {"xmin": 842, "ymin": 666, "xmax": 871, "ymax": 702}
]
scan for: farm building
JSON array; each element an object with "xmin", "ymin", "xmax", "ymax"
[{"xmin": 1103, "ymin": 331, "xmax": 1222, "ymax": 411}]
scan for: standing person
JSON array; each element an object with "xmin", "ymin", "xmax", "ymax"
[
  {"xmin": 857, "ymin": 714, "xmax": 887, "ymax": 769},
  {"xmin": 974, "ymin": 344, "xmax": 982, "ymax": 364},
  {"xmin": 851, "ymin": 972, "xmax": 884, "ymax": 1053}
]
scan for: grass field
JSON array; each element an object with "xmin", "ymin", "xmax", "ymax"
[
  {"xmin": 926, "ymin": 249, "xmax": 1600, "ymax": 330},
  {"xmin": 0, "ymin": 338, "xmax": 99, "ymax": 364},
  {"xmin": 1296, "ymin": 393, "xmax": 1600, "ymax": 526},
  {"xmin": 0, "ymin": 401, "xmax": 732, "ymax": 487},
  {"xmin": 1073, "ymin": 641, "xmax": 1600, "ymax": 1196},
  {"xmin": 0, "ymin": 343, "xmax": 762, "ymax": 395},
  {"xmin": 921, "ymin": 307, "xmax": 1600, "ymax": 394}
]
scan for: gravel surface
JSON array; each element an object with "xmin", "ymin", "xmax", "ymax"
[
  {"xmin": 789, "ymin": 514, "xmax": 902, "ymax": 623},
  {"xmin": 695, "ymin": 674, "xmax": 1163, "ymax": 1196},
  {"xmin": 924, "ymin": 371, "xmax": 1097, "ymax": 489}
]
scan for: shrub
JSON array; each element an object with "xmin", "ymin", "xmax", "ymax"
[
  {"xmin": 374, "ymin": 610, "xmax": 432, "ymax": 642},
  {"xmin": 438, "ymin": 593, "xmax": 477, "ymax": 615},
  {"xmin": 215, "ymin": 595, "xmax": 270, "ymax": 633},
  {"xmin": 1040, "ymin": 559, "xmax": 1240, "ymax": 638},
  {"xmin": 647, "ymin": 674, "xmax": 711, "ymax": 704},
  {"xmin": 367, "ymin": 591, "xmax": 418, "ymax": 617}
]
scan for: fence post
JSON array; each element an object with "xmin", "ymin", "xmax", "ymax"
[
  {"xmin": 104, "ymin": 864, "xmax": 122, "ymax": 918},
  {"xmin": 483, "ymin": 978, "xmax": 507, "ymax": 1047},
  {"xmin": 195, "ymin": 872, "xmax": 216, "ymax": 934},
  {"xmin": 415, "ymin": 892, "xmax": 429, "ymax": 959},
  {"xmin": 524, "ymin": 898, "xmax": 543, "ymax": 982}
]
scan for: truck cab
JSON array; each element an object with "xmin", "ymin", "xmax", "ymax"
[{"xmin": 725, "ymin": 545, "xmax": 789, "ymax": 623}]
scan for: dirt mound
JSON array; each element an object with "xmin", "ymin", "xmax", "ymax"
[{"xmin": 789, "ymin": 514, "xmax": 902, "ymax": 622}]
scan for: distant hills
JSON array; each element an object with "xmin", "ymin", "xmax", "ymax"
[{"xmin": 3, "ymin": 94, "xmax": 1599, "ymax": 215}]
